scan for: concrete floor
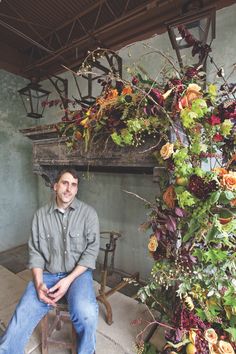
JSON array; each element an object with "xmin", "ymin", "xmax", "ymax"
[{"xmin": 0, "ymin": 245, "xmax": 162, "ymax": 354}]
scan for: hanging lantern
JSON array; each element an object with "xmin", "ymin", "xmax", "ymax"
[
  {"xmin": 167, "ymin": 7, "xmax": 216, "ymax": 69},
  {"xmin": 18, "ymin": 78, "xmax": 50, "ymax": 118}
]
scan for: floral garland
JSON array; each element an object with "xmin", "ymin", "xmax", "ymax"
[{"xmin": 53, "ymin": 46, "xmax": 236, "ymax": 353}]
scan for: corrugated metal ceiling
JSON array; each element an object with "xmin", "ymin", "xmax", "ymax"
[{"xmin": 0, "ymin": 0, "xmax": 235, "ymax": 78}]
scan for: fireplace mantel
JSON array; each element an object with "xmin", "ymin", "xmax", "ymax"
[{"xmin": 20, "ymin": 124, "xmax": 163, "ymax": 185}]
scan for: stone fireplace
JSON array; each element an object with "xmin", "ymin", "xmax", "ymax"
[{"xmin": 20, "ymin": 124, "xmax": 163, "ymax": 186}]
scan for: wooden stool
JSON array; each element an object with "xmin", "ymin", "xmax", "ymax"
[{"xmin": 41, "ymin": 301, "xmax": 77, "ymax": 354}]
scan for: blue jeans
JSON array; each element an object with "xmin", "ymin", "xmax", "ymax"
[{"xmin": 0, "ymin": 270, "xmax": 98, "ymax": 354}]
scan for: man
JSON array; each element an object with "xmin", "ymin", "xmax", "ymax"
[{"xmin": 0, "ymin": 169, "xmax": 100, "ymax": 354}]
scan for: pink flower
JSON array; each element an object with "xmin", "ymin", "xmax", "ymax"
[{"xmin": 208, "ymin": 115, "xmax": 221, "ymax": 125}]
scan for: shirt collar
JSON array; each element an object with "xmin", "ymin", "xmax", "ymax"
[{"xmin": 48, "ymin": 197, "xmax": 80, "ymax": 214}]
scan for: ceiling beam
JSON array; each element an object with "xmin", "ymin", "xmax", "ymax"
[{"xmin": 22, "ymin": 0, "xmax": 173, "ymax": 75}]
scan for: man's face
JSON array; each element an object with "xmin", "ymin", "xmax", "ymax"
[{"xmin": 53, "ymin": 172, "xmax": 78, "ymax": 208}]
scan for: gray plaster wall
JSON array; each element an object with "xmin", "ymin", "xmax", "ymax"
[{"xmin": 0, "ymin": 70, "xmax": 39, "ymax": 251}]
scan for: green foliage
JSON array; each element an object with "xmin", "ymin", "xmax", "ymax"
[{"xmin": 175, "ymin": 187, "xmax": 196, "ymax": 208}]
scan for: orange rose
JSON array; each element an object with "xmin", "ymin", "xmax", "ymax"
[
  {"xmin": 212, "ymin": 168, "xmax": 228, "ymax": 177},
  {"xmin": 122, "ymin": 86, "xmax": 133, "ymax": 95},
  {"xmin": 160, "ymin": 142, "xmax": 174, "ymax": 160},
  {"xmin": 221, "ymin": 171, "xmax": 236, "ymax": 190},
  {"xmin": 204, "ymin": 328, "xmax": 218, "ymax": 344},
  {"xmin": 163, "ymin": 185, "xmax": 176, "ymax": 209},
  {"xmin": 179, "ymin": 83, "xmax": 202, "ymax": 109},
  {"xmin": 218, "ymin": 340, "xmax": 235, "ymax": 354},
  {"xmin": 148, "ymin": 235, "xmax": 158, "ymax": 252}
]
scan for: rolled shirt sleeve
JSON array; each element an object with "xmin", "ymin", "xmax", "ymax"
[
  {"xmin": 28, "ymin": 213, "xmax": 46, "ymax": 270},
  {"xmin": 77, "ymin": 207, "xmax": 100, "ymax": 269}
]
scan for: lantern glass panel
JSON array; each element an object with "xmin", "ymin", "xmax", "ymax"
[{"xmin": 19, "ymin": 84, "xmax": 50, "ymax": 118}]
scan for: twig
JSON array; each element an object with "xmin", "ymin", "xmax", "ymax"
[
  {"xmin": 143, "ymin": 44, "xmax": 181, "ymax": 75},
  {"xmin": 209, "ymin": 55, "xmax": 236, "ymax": 100},
  {"xmin": 122, "ymin": 190, "xmax": 152, "ymax": 206},
  {"xmin": 138, "ymin": 136, "xmax": 163, "ymax": 154}
]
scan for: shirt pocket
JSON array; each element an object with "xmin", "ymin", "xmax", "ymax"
[
  {"xmin": 69, "ymin": 230, "xmax": 86, "ymax": 253},
  {"xmin": 39, "ymin": 232, "xmax": 52, "ymax": 260}
]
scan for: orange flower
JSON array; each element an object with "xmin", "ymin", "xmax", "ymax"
[
  {"xmin": 160, "ymin": 142, "xmax": 174, "ymax": 160},
  {"xmin": 204, "ymin": 328, "xmax": 218, "ymax": 345},
  {"xmin": 148, "ymin": 235, "xmax": 158, "ymax": 252},
  {"xmin": 221, "ymin": 171, "xmax": 236, "ymax": 190},
  {"xmin": 122, "ymin": 86, "xmax": 133, "ymax": 95},
  {"xmin": 96, "ymin": 97, "xmax": 106, "ymax": 106},
  {"xmin": 230, "ymin": 198, "xmax": 236, "ymax": 207},
  {"xmin": 163, "ymin": 185, "xmax": 176, "ymax": 209},
  {"xmin": 107, "ymin": 89, "xmax": 118, "ymax": 100},
  {"xmin": 212, "ymin": 168, "xmax": 228, "ymax": 177},
  {"xmin": 74, "ymin": 131, "xmax": 82, "ymax": 140},
  {"xmin": 218, "ymin": 340, "xmax": 235, "ymax": 354},
  {"xmin": 179, "ymin": 83, "xmax": 202, "ymax": 109}
]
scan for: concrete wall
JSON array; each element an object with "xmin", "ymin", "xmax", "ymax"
[{"xmin": 0, "ymin": 70, "xmax": 39, "ymax": 251}]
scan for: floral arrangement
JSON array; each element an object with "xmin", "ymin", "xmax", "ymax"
[
  {"xmin": 53, "ymin": 46, "xmax": 236, "ymax": 353},
  {"xmin": 134, "ymin": 70, "xmax": 236, "ymax": 352}
]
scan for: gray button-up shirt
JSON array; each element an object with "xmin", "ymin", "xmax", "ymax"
[{"xmin": 28, "ymin": 198, "xmax": 100, "ymax": 273}]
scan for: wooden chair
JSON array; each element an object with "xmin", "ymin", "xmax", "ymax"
[{"xmin": 41, "ymin": 300, "xmax": 77, "ymax": 354}]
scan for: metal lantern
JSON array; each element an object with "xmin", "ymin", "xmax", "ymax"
[
  {"xmin": 18, "ymin": 79, "xmax": 50, "ymax": 118},
  {"xmin": 73, "ymin": 49, "xmax": 122, "ymax": 108},
  {"xmin": 167, "ymin": 8, "xmax": 216, "ymax": 69}
]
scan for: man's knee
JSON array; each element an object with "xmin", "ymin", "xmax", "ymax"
[{"xmin": 71, "ymin": 301, "xmax": 98, "ymax": 325}]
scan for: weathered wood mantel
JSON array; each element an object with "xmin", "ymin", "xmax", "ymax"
[{"xmin": 20, "ymin": 124, "xmax": 163, "ymax": 185}]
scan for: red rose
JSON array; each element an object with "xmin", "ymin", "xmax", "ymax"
[
  {"xmin": 213, "ymin": 133, "xmax": 224, "ymax": 142},
  {"xmin": 208, "ymin": 115, "xmax": 221, "ymax": 125}
]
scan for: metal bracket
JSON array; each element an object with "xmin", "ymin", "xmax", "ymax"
[{"xmin": 47, "ymin": 75, "xmax": 68, "ymax": 118}]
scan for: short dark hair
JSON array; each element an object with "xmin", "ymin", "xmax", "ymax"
[{"xmin": 55, "ymin": 169, "xmax": 79, "ymax": 183}]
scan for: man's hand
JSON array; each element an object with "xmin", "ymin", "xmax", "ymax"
[
  {"xmin": 36, "ymin": 283, "xmax": 57, "ymax": 307},
  {"xmin": 47, "ymin": 277, "xmax": 71, "ymax": 303}
]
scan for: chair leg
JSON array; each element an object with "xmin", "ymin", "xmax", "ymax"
[
  {"xmin": 96, "ymin": 293, "xmax": 113, "ymax": 325},
  {"xmin": 71, "ymin": 324, "xmax": 77, "ymax": 354},
  {"xmin": 55, "ymin": 309, "xmax": 62, "ymax": 330},
  {"xmin": 41, "ymin": 314, "xmax": 49, "ymax": 354}
]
